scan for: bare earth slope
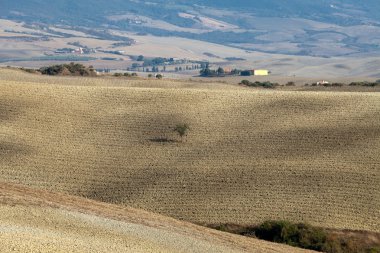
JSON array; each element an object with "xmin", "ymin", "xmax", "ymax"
[
  {"xmin": 0, "ymin": 183, "xmax": 312, "ymax": 253},
  {"xmin": 0, "ymin": 69, "xmax": 379, "ymax": 233}
]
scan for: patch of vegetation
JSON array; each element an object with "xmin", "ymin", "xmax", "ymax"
[
  {"xmin": 101, "ymin": 57, "xmax": 119, "ymax": 61},
  {"xmin": 173, "ymin": 124, "xmax": 190, "ymax": 142},
  {"xmin": 199, "ymin": 64, "xmax": 227, "ymax": 77},
  {"xmin": 331, "ymin": 83, "xmax": 344, "ymax": 87},
  {"xmin": 39, "ymin": 63, "xmax": 96, "ymax": 76},
  {"xmin": 143, "ymin": 57, "xmax": 167, "ymax": 66},
  {"xmin": 349, "ymin": 81, "xmax": 380, "ymax": 87},
  {"xmin": 252, "ymin": 221, "xmax": 326, "ymax": 251},
  {"xmin": 224, "ymin": 57, "xmax": 246, "ymax": 61},
  {"xmin": 203, "ymin": 52, "xmax": 220, "ymax": 58},
  {"xmin": 209, "ymin": 221, "xmax": 380, "ymax": 253},
  {"xmin": 286, "ymin": 81, "xmax": 295, "ymax": 86},
  {"xmin": 240, "ymin": 80, "xmax": 279, "ymax": 89},
  {"xmin": 20, "ymin": 68, "xmax": 39, "ymax": 74},
  {"xmin": 319, "ymin": 82, "xmax": 345, "ymax": 87},
  {"xmin": 113, "ymin": 72, "xmax": 138, "ymax": 77}
]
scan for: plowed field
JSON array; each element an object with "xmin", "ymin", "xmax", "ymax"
[{"xmin": 1, "ymin": 69, "xmax": 379, "ymax": 232}]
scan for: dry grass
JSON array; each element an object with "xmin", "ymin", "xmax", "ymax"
[
  {"xmin": 0, "ymin": 183, "xmax": 314, "ymax": 253},
  {"xmin": 0, "ymin": 68, "xmax": 379, "ymax": 233}
]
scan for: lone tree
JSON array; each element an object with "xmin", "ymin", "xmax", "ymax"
[
  {"xmin": 173, "ymin": 124, "xmax": 190, "ymax": 142},
  {"xmin": 217, "ymin": 67, "xmax": 225, "ymax": 76}
]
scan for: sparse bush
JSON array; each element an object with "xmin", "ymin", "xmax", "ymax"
[
  {"xmin": 236, "ymin": 221, "xmax": 380, "ymax": 253},
  {"xmin": 263, "ymin": 82, "xmax": 278, "ymax": 89},
  {"xmin": 39, "ymin": 63, "xmax": 96, "ymax": 76},
  {"xmin": 131, "ymin": 73, "xmax": 138, "ymax": 77},
  {"xmin": 240, "ymin": 80, "xmax": 278, "ymax": 89},
  {"xmin": 173, "ymin": 124, "xmax": 190, "ymax": 142},
  {"xmin": 363, "ymin": 82, "xmax": 378, "ymax": 87},
  {"xmin": 240, "ymin": 80, "xmax": 250, "ymax": 86},
  {"xmin": 253, "ymin": 221, "xmax": 326, "ymax": 251},
  {"xmin": 124, "ymin": 72, "xmax": 131, "ymax": 77},
  {"xmin": 349, "ymin": 81, "xmax": 379, "ymax": 87},
  {"xmin": 368, "ymin": 247, "xmax": 380, "ymax": 253},
  {"xmin": 156, "ymin": 74, "xmax": 163, "ymax": 79},
  {"xmin": 113, "ymin": 73, "xmax": 123, "ymax": 77},
  {"xmin": 286, "ymin": 81, "xmax": 295, "ymax": 86},
  {"xmin": 20, "ymin": 68, "xmax": 38, "ymax": 74},
  {"xmin": 148, "ymin": 74, "xmax": 153, "ymax": 78}
]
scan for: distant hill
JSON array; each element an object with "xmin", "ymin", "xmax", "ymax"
[
  {"xmin": 1, "ymin": 0, "xmax": 380, "ymax": 57},
  {"xmin": 2, "ymin": 0, "xmax": 380, "ymax": 25}
]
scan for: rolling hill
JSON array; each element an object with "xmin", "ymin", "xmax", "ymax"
[
  {"xmin": 0, "ymin": 68, "xmax": 379, "ymax": 234},
  {"xmin": 0, "ymin": 182, "xmax": 314, "ymax": 253}
]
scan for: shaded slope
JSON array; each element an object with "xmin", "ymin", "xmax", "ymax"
[
  {"xmin": 0, "ymin": 69, "xmax": 379, "ymax": 233},
  {"xmin": 0, "ymin": 183, "xmax": 313, "ymax": 253}
]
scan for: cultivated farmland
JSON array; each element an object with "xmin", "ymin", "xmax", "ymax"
[{"xmin": 0, "ymin": 68, "xmax": 379, "ymax": 233}]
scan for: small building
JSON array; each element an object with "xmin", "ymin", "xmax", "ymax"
[
  {"xmin": 317, "ymin": 80, "xmax": 329, "ymax": 86},
  {"xmin": 253, "ymin": 69, "xmax": 269, "ymax": 76},
  {"xmin": 72, "ymin": 47, "xmax": 84, "ymax": 55},
  {"xmin": 223, "ymin": 67, "xmax": 232, "ymax": 74}
]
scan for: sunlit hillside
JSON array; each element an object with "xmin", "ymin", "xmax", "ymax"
[{"xmin": 0, "ymin": 69, "xmax": 379, "ymax": 233}]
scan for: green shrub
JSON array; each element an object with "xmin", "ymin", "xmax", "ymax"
[
  {"xmin": 253, "ymin": 221, "xmax": 327, "ymax": 251},
  {"xmin": 173, "ymin": 124, "xmax": 190, "ymax": 142},
  {"xmin": 40, "ymin": 64, "xmax": 65, "ymax": 75},
  {"xmin": 368, "ymin": 247, "xmax": 380, "ymax": 253},
  {"xmin": 349, "ymin": 81, "xmax": 379, "ymax": 87},
  {"xmin": 20, "ymin": 68, "xmax": 38, "ymax": 74},
  {"xmin": 286, "ymin": 81, "xmax": 295, "ymax": 86},
  {"xmin": 240, "ymin": 80, "xmax": 250, "ymax": 85},
  {"xmin": 243, "ymin": 221, "xmax": 380, "ymax": 253},
  {"xmin": 241, "ymin": 81, "xmax": 278, "ymax": 89},
  {"xmin": 39, "ymin": 63, "xmax": 96, "ymax": 76}
]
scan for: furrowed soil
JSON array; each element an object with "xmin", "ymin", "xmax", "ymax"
[
  {"xmin": 0, "ymin": 183, "xmax": 313, "ymax": 253},
  {"xmin": 0, "ymin": 69, "xmax": 379, "ymax": 233}
]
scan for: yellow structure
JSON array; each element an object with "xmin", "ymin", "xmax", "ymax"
[{"xmin": 253, "ymin": 69, "xmax": 269, "ymax": 76}]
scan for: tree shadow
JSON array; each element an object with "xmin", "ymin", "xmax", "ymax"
[
  {"xmin": 0, "ymin": 141, "xmax": 31, "ymax": 158},
  {"xmin": 148, "ymin": 137, "xmax": 177, "ymax": 143}
]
